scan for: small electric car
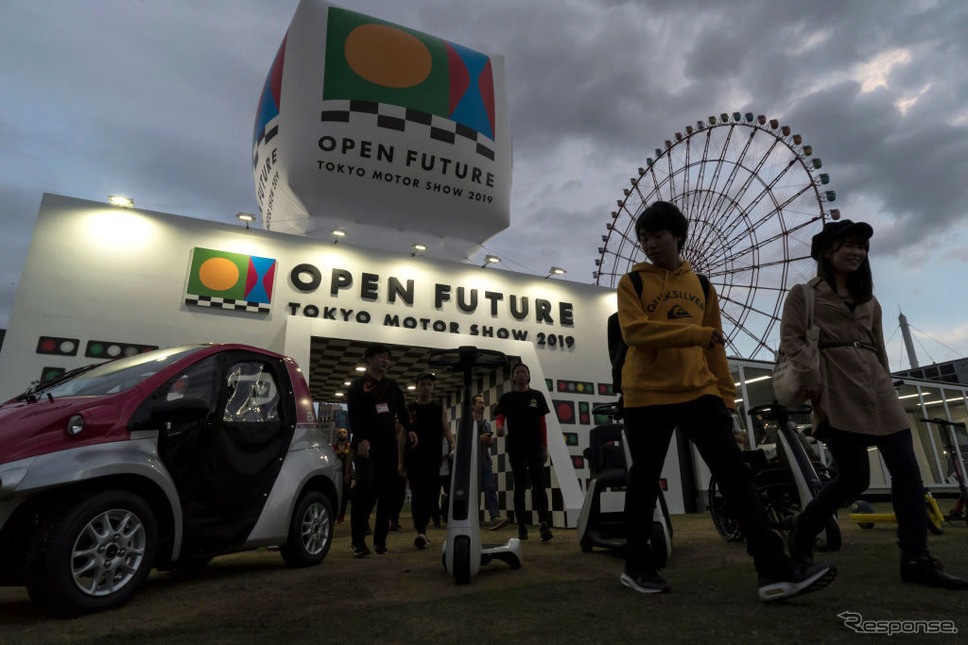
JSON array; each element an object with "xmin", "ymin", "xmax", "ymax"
[{"xmin": 0, "ymin": 344, "xmax": 342, "ymax": 617}]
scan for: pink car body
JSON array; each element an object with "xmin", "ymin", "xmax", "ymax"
[{"xmin": 0, "ymin": 343, "xmax": 341, "ymax": 616}]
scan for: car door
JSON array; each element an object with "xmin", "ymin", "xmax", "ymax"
[
  {"xmin": 152, "ymin": 356, "xmax": 219, "ymax": 497},
  {"xmin": 179, "ymin": 351, "xmax": 296, "ymax": 554}
]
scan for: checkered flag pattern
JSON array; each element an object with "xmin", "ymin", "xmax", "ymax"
[
  {"xmin": 253, "ymin": 125, "xmax": 278, "ymax": 165},
  {"xmin": 442, "ymin": 364, "xmax": 574, "ymax": 529},
  {"xmin": 321, "ymin": 100, "xmax": 496, "ymax": 161},
  {"xmin": 307, "ymin": 337, "xmax": 471, "ymax": 402},
  {"xmin": 185, "ymin": 295, "xmax": 270, "ymax": 314},
  {"xmin": 305, "ymin": 336, "xmax": 614, "ymax": 529}
]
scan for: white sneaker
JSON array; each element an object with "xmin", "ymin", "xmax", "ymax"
[
  {"xmin": 758, "ymin": 562, "xmax": 836, "ymax": 602},
  {"xmin": 414, "ymin": 533, "xmax": 428, "ymax": 550}
]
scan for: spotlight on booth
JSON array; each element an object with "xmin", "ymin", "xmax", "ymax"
[
  {"xmin": 411, "ymin": 243, "xmax": 427, "ymax": 257},
  {"xmin": 236, "ymin": 212, "xmax": 256, "ymax": 229},
  {"xmin": 107, "ymin": 195, "xmax": 134, "ymax": 208},
  {"xmin": 546, "ymin": 266, "xmax": 566, "ymax": 279},
  {"xmin": 331, "ymin": 228, "xmax": 347, "ymax": 244},
  {"xmin": 482, "ymin": 255, "xmax": 501, "ymax": 268}
]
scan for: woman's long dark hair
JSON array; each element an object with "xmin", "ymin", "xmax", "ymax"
[{"xmin": 817, "ymin": 237, "xmax": 873, "ymax": 303}]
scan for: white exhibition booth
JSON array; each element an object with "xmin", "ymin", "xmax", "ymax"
[{"xmin": 0, "ymin": 194, "xmax": 697, "ymax": 527}]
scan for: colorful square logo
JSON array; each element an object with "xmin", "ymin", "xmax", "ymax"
[
  {"xmin": 185, "ymin": 247, "xmax": 276, "ymax": 313},
  {"xmin": 323, "ymin": 7, "xmax": 496, "ymax": 140}
]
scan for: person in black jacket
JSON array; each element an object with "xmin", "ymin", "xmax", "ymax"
[
  {"xmin": 406, "ymin": 373, "xmax": 454, "ymax": 550},
  {"xmin": 347, "ymin": 343, "xmax": 416, "ymax": 557},
  {"xmin": 495, "ymin": 363, "xmax": 553, "ymax": 542}
]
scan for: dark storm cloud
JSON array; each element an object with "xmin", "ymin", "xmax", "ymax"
[
  {"xmin": 1, "ymin": 0, "xmax": 286, "ymax": 221},
  {"xmin": 2, "ymin": 0, "xmax": 967, "ymax": 341},
  {"xmin": 468, "ymin": 0, "xmax": 968, "ymax": 301},
  {"xmin": 784, "ymin": 83, "xmax": 968, "ymax": 252}
]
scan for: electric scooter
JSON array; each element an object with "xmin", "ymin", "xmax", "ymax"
[
  {"xmin": 849, "ymin": 417, "xmax": 965, "ymax": 534},
  {"xmin": 849, "ymin": 493, "xmax": 946, "ymax": 534},
  {"xmin": 928, "ymin": 417, "xmax": 968, "ymax": 524},
  {"xmin": 430, "ymin": 346, "xmax": 522, "ymax": 584},
  {"xmin": 576, "ymin": 403, "xmax": 673, "ymax": 568}
]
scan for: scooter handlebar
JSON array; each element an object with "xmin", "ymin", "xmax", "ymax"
[
  {"xmin": 750, "ymin": 402, "xmax": 812, "ymax": 420},
  {"xmin": 591, "ymin": 402, "xmax": 622, "ymax": 419},
  {"xmin": 426, "ymin": 346, "xmax": 508, "ymax": 370}
]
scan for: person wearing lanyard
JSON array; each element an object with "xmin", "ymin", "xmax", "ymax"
[{"xmin": 347, "ymin": 343, "xmax": 416, "ymax": 557}]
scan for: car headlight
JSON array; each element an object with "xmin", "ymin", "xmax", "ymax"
[{"xmin": 66, "ymin": 414, "xmax": 85, "ymax": 436}]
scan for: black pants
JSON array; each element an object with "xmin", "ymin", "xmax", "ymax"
[
  {"xmin": 389, "ymin": 472, "xmax": 406, "ymax": 523},
  {"xmin": 798, "ymin": 426, "xmax": 927, "ymax": 559},
  {"xmin": 351, "ymin": 448, "xmax": 396, "ymax": 547},
  {"xmin": 408, "ymin": 460, "xmax": 438, "ymax": 535},
  {"xmin": 509, "ymin": 452, "xmax": 550, "ymax": 526},
  {"xmin": 337, "ymin": 456, "xmax": 350, "ymax": 520},
  {"xmin": 623, "ymin": 396, "xmax": 786, "ymax": 575}
]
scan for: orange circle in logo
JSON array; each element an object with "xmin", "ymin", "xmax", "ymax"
[
  {"xmin": 199, "ymin": 257, "xmax": 239, "ymax": 291},
  {"xmin": 345, "ymin": 24, "xmax": 432, "ymax": 89}
]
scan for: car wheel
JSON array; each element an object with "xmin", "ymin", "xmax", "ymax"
[
  {"xmin": 280, "ymin": 490, "xmax": 333, "ymax": 567},
  {"xmin": 25, "ymin": 490, "xmax": 157, "ymax": 617}
]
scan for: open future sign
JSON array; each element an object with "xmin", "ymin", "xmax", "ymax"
[{"xmin": 253, "ymin": 0, "xmax": 512, "ymax": 259}]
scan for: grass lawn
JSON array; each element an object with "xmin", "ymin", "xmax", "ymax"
[{"xmin": 2, "ymin": 505, "xmax": 967, "ymax": 644}]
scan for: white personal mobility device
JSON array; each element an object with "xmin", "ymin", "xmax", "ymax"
[
  {"xmin": 576, "ymin": 403, "xmax": 672, "ymax": 567},
  {"xmin": 431, "ymin": 346, "xmax": 522, "ymax": 584}
]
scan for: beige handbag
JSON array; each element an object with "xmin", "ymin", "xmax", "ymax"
[{"xmin": 773, "ymin": 283, "xmax": 819, "ymax": 406}]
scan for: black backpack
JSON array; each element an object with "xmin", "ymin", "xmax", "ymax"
[{"xmin": 609, "ymin": 271, "xmax": 710, "ymax": 395}]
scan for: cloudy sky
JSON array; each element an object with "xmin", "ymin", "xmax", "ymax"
[{"xmin": 2, "ymin": 0, "xmax": 967, "ymax": 369}]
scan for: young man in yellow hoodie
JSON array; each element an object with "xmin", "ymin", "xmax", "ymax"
[{"xmin": 617, "ymin": 201, "xmax": 837, "ymax": 601}]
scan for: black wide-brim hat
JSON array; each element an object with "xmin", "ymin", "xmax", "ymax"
[{"xmin": 810, "ymin": 219, "xmax": 874, "ymax": 259}]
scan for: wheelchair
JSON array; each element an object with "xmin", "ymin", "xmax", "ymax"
[{"xmin": 708, "ymin": 403, "xmax": 841, "ymax": 553}]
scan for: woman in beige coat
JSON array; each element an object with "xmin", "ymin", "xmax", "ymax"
[{"xmin": 781, "ymin": 220, "xmax": 966, "ymax": 589}]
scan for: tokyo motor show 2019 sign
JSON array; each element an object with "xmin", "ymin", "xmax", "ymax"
[{"xmin": 252, "ymin": 0, "xmax": 512, "ymax": 259}]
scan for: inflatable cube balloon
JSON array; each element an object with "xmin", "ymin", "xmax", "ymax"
[{"xmin": 252, "ymin": 0, "xmax": 512, "ymax": 260}]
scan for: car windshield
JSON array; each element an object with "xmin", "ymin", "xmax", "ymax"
[{"xmin": 38, "ymin": 345, "xmax": 209, "ymax": 398}]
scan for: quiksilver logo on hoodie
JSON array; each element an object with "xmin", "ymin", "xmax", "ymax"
[
  {"xmin": 646, "ymin": 289, "xmax": 706, "ymax": 315},
  {"xmin": 668, "ymin": 305, "xmax": 692, "ymax": 320}
]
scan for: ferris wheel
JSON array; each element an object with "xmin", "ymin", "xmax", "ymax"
[{"xmin": 595, "ymin": 112, "xmax": 840, "ymax": 360}]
